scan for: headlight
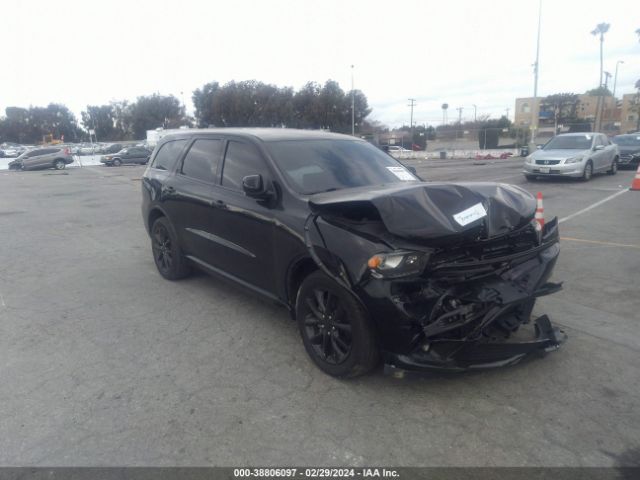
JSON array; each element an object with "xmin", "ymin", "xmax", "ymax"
[
  {"xmin": 525, "ymin": 155, "xmax": 534, "ymax": 164},
  {"xmin": 564, "ymin": 156, "xmax": 582, "ymax": 164},
  {"xmin": 367, "ymin": 251, "xmax": 429, "ymax": 279}
]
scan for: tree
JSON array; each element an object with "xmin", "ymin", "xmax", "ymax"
[
  {"xmin": 81, "ymin": 104, "xmax": 129, "ymax": 141},
  {"xmin": 585, "ymin": 86, "xmax": 612, "ymax": 96},
  {"xmin": 0, "ymin": 104, "xmax": 82, "ymax": 144},
  {"xmin": 591, "ymin": 23, "xmax": 610, "ymax": 88},
  {"xmin": 127, "ymin": 94, "xmax": 187, "ymax": 139},
  {"xmin": 543, "ymin": 93, "xmax": 580, "ymax": 131}
]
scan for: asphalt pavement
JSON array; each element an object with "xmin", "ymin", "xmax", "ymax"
[{"xmin": 0, "ymin": 160, "xmax": 638, "ymax": 467}]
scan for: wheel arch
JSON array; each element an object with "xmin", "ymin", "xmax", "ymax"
[
  {"xmin": 147, "ymin": 207, "xmax": 168, "ymax": 232},
  {"xmin": 286, "ymin": 256, "xmax": 319, "ymax": 310}
]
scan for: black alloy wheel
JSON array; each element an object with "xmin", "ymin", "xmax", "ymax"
[
  {"xmin": 303, "ymin": 288, "xmax": 353, "ymax": 365},
  {"xmin": 296, "ymin": 271, "xmax": 378, "ymax": 377},
  {"xmin": 151, "ymin": 217, "xmax": 191, "ymax": 280}
]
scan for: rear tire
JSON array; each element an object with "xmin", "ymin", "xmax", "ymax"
[
  {"xmin": 607, "ymin": 157, "xmax": 618, "ymax": 175},
  {"xmin": 150, "ymin": 217, "xmax": 191, "ymax": 280},
  {"xmin": 54, "ymin": 159, "xmax": 65, "ymax": 170},
  {"xmin": 295, "ymin": 271, "xmax": 378, "ymax": 378}
]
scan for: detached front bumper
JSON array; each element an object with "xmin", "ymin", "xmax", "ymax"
[{"xmin": 384, "ymin": 314, "xmax": 567, "ymax": 374}]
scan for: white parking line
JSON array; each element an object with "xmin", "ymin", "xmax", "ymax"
[{"xmin": 559, "ymin": 189, "xmax": 629, "ymax": 224}]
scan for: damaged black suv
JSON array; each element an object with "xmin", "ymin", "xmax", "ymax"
[{"xmin": 142, "ymin": 129, "xmax": 566, "ymax": 378}]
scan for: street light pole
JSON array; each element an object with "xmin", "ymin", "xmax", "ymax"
[
  {"xmin": 612, "ymin": 60, "xmax": 624, "ymax": 99},
  {"xmin": 472, "ymin": 104, "xmax": 477, "ymax": 122},
  {"xmin": 351, "ymin": 65, "xmax": 355, "ymax": 136},
  {"xmin": 531, "ymin": 0, "xmax": 542, "ymax": 147},
  {"xmin": 408, "ymin": 98, "xmax": 416, "ymax": 148}
]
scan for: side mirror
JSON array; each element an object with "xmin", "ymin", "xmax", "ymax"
[
  {"xmin": 593, "ymin": 145, "xmax": 605, "ymax": 151},
  {"xmin": 242, "ymin": 174, "xmax": 269, "ymax": 198},
  {"xmin": 536, "ymin": 145, "xmax": 543, "ymax": 150},
  {"xmin": 406, "ymin": 166, "xmax": 417, "ymax": 175}
]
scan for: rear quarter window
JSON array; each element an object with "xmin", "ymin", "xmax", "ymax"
[{"xmin": 151, "ymin": 139, "xmax": 188, "ymax": 171}]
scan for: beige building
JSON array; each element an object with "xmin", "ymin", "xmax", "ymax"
[
  {"xmin": 620, "ymin": 93, "xmax": 640, "ymax": 133},
  {"xmin": 514, "ymin": 93, "xmax": 638, "ymax": 136}
]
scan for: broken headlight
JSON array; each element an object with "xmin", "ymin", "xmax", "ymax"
[{"xmin": 367, "ymin": 251, "xmax": 429, "ymax": 279}]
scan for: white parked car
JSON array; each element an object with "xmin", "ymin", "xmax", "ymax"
[{"xmin": 523, "ymin": 132, "xmax": 619, "ymax": 181}]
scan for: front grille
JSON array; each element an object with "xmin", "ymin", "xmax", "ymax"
[
  {"xmin": 428, "ymin": 223, "xmax": 539, "ymax": 272},
  {"xmin": 533, "ymin": 169, "xmax": 561, "ymax": 174},
  {"xmin": 535, "ymin": 160, "xmax": 561, "ymax": 165}
]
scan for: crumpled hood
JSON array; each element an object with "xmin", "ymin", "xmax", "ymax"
[{"xmin": 309, "ymin": 182, "xmax": 536, "ymax": 241}]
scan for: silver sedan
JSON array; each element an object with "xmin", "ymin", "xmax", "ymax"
[{"xmin": 523, "ymin": 132, "xmax": 619, "ymax": 181}]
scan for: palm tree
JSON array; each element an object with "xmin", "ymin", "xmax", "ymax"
[{"xmin": 591, "ymin": 23, "xmax": 610, "ymax": 88}]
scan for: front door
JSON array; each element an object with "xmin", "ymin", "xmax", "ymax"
[{"xmin": 207, "ymin": 139, "xmax": 276, "ymax": 295}]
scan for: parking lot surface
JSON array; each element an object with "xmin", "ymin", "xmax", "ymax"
[{"xmin": 0, "ymin": 160, "xmax": 639, "ymax": 466}]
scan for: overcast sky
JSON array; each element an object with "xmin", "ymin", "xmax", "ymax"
[{"xmin": 1, "ymin": 0, "xmax": 638, "ymax": 128}]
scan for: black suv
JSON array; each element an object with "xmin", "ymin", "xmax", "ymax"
[{"xmin": 142, "ymin": 129, "xmax": 565, "ymax": 377}]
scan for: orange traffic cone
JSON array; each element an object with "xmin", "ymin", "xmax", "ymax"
[
  {"xmin": 631, "ymin": 164, "xmax": 640, "ymax": 191},
  {"xmin": 535, "ymin": 192, "xmax": 545, "ymax": 229}
]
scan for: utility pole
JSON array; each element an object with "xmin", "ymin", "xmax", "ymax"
[
  {"xmin": 456, "ymin": 107, "xmax": 463, "ymax": 139},
  {"xmin": 531, "ymin": 0, "xmax": 542, "ymax": 147},
  {"xmin": 408, "ymin": 98, "xmax": 416, "ymax": 147},
  {"xmin": 472, "ymin": 104, "xmax": 477, "ymax": 122},
  {"xmin": 612, "ymin": 60, "xmax": 624, "ymax": 99},
  {"xmin": 351, "ymin": 65, "xmax": 355, "ymax": 136},
  {"xmin": 600, "ymin": 71, "xmax": 612, "ymax": 131}
]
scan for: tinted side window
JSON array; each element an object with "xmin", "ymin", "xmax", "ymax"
[
  {"xmin": 222, "ymin": 141, "xmax": 267, "ymax": 191},
  {"xmin": 181, "ymin": 139, "xmax": 222, "ymax": 183},
  {"xmin": 151, "ymin": 140, "xmax": 187, "ymax": 171}
]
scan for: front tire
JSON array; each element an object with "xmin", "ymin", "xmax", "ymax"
[
  {"xmin": 54, "ymin": 159, "xmax": 65, "ymax": 170},
  {"xmin": 113, "ymin": 158, "xmax": 122, "ymax": 167},
  {"xmin": 581, "ymin": 161, "xmax": 593, "ymax": 181},
  {"xmin": 607, "ymin": 157, "xmax": 618, "ymax": 175},
  {"xmin": 295, "ymin": 271, "xmax": 378, "ymax": 378},
  {"xmin": 150, "ymin": 217, "xmax": 191, "ymax": 280}
]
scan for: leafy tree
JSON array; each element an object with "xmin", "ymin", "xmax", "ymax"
[
  {"xmin": 81, "ymin": 104, "xmax": 129, "ymax": 141},
  {"xmin": 0, "ymin": 104, "xmax": 82, "ymax": 144},
  {"xmin": 585, "ymin": 86, "xmax": 612, "ymax": 96},
  {"xmin": 192, "ymin": 79, "xmax": 371, "ymax": 133},
  {"xmin": 543, "ymin": 93, "xmax": 580, "ymax": 124},
  {"xmin": 127, "ymin": 94, "xmax": 186, "ymax": 139}
]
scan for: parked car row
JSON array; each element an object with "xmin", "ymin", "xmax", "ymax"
[{"xmin": 523, "ymin": 132, "xmax": 639, "ymax": 182}]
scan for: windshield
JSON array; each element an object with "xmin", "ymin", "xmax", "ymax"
[
  {"xmin": 267, "ymin": 139, "xmax": 419, "ymax": 194},
  {"xmin": 544, "ymin": 135, "xmax": 593, "ymax": 150},
  {"xmin": 612, "ymin": 135, "xmax": 640, "ymax": 147}
]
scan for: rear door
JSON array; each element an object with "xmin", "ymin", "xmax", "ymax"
[
  {"xmin": 592, "ymin": 135, "xmax": 608, "ymax": 171},
  {"xmin": 165, "ymin": 137, "xmax": 224, "ymax": 266}
]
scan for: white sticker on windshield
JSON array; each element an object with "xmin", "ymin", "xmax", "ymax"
[
  {"xmin": 453, "ymin": 203, "xmax": 487, "ymax": 227},
  {"xmin": 386, "ymin": 166, "xmax": 414, "ymax": 181}
]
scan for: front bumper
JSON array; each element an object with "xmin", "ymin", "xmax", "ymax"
[
  {"xmin": 368, "ymin": 219, "xmax": 565, "ymax": 374},
  {"xmin": 523, "ymin": 162, "xmax": 584, "ymax": 177},
  {"xmin": 384, "ymin": 314, "xmax": 566, "ymax": 374},
  {"xmin": 619, "ymin": 155, "xmax": 639, "ymax": 166}
]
